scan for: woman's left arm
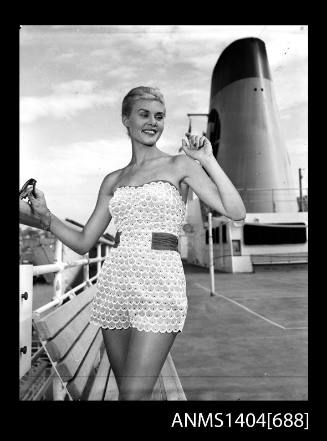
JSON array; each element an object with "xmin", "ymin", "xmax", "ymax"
[{"xmin": 178, "ymin": 134, "xmax": 246, "ymax": 221}]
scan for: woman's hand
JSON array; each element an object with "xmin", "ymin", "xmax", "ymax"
[
  {"xmin": 181, "ymin": 133, "xmax": 214, "ymax": 163},
  {"xmin": 21, "ymin": 186, "xmax": 49, "ymax": 220}
]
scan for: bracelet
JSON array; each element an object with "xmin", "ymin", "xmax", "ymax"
[{"xmin": 40, "ymin": 209, "xmax": 52, "ymax": 231}]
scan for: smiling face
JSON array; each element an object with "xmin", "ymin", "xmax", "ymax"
[{"xmin": 122, "ymin": 99, "xmax": 166, "ymax": 146}]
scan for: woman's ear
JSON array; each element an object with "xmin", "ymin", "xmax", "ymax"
[{"xmin": 122, "ymin": 115, "xmax": 129, "ymax": 129}]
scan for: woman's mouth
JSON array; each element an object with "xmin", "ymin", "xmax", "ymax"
[{"xmin": 142, "ymin": 129, "xmax": 157, "ymax": 136}]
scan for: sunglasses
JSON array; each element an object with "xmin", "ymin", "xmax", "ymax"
[{"xmin": 19, "ymin": 178, "xmax": 37, "ymax": 199}]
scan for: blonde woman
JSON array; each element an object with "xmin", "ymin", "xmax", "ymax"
[{"xmin": 24, "ymin": 86, "xmax": 246, "ymax": 400}]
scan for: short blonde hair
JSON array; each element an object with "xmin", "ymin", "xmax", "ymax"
[{"xmin": 121, "ymin": 86, "xmax": 166, "ymax": 117}]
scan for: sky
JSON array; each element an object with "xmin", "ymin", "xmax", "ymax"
[{"xmin": 20, "ymin": 25, "xmax": 308, "ymax": 225}]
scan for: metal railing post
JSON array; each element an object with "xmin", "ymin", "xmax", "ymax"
[
  {"xmin": 97, "ymin": 243, "xmax": 101, "ymax": 275},
  {"xmin": 19, "ymin": 264, "xmax": 33, "ymax": 379},
  {"xmin": 52, "ymin": 375, "xmax": 68, "ymax": 401},
  {"xmin": 53, "ymin": 239, "xmax": 63, "ymax": 301},
  {"xmin": 83, "ymin": 252, "xmax": 90, "ymax": 288},
  {"xmin": 219, "ymin": 223, "xmax": 223, "ymax": 266},
  {"xmin": 272, "ymin": 188, "xmax": 276, "ymax": 212},
  {"xmin": 226, "ymin": 222, "xmax": 235, "ymax": 273},
  {"xmin": 208, "ymin": 212, "xmax": 215, "ymax": 296}
]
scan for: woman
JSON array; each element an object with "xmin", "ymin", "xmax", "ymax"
[{"xmin": 23, "ymin": 86, "xmax": 246, "ymax": 400}]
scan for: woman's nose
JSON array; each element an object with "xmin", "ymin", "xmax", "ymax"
[{"xmin": 148, "ymin": 114, "xmax": 157, "ymax": 125}]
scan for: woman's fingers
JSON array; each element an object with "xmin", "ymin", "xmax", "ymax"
[
  {"xmin": 33, "ymin": 187, "xmax": 44, "ymax": 199},
  {"xmin": 21, "ymin": 187, "xmax": 34, "ymax": 200},
  {"xmin": 26, "ymin": 191, "xmax": 35, "ymax": 213},
  {"xmin": 185, "ymin": 133, "xmax": 198, "ymax": 149},
  {"xmin": 27, "ymin": 187, "xmax": 45, "ymax": 201},
  {"xmin": 181, "ymin": 137, "xmax": 191, "ymax": 149},
  {"xmin": 182, "ymin": 136, "xmax": 200, "ymax": 152},
  {"xmin": 199, "ymin": 136, "xmax": 207, "ymax": 147},
  {"xmin": 27, "ymin": 188, "xmax": 35, "ymax": 200},
  {"xmin": 191, "ymin": 136, "xmax": 200, "ymax": 149},
  {"xmin": 183, "ymin": 133, "xmax": 210, "ymax": 151},
  {"xmin": 35, "ymin": 187, "xmax": 43, "ymax": 196},
  {"xmin": 20, "ymin": 187, "xmax": 31, "ymax": 199},
  {"xmin": 192, "ymin": 135, "xmax": 210, "ymax": 148}
]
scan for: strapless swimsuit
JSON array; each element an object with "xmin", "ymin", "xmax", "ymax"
[{"xmin": 90, "ymin": 180, "xmax": 188, "ymax": 333}]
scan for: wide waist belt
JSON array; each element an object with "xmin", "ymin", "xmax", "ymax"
[{"xmin": 113, "ymin": 231, "xmax": 178, "ymax": 251}]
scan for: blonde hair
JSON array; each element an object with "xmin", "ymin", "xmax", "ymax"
[{"xmin": 121, "ymin": 86, "xmax": 166, "ymax": 117}]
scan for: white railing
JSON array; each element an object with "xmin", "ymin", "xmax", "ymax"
[
  {"xmin": 19, "ymin": 202, "xmax": 114, "ymax": 380},
  {"xmin": 32, "ymin": 237, "xmax": 111, "ymax": 316},
  {"xmin": 236, "ymin": 187, "xmax": 308, "ymax": 212}
]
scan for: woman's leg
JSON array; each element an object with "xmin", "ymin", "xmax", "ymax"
[
  {"xmin": 102, "ymin": 328, "xmax": 132, "ymax": 390},
  {"xmin": 119, "ymin": 328, "xmax": 178, "ymax": 400}
]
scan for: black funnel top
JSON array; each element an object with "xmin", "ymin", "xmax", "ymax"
[{"xmin": 211, "ymin": 38, "xmax": 272, "ymax": 96}]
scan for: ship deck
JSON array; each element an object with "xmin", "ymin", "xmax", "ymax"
[
  {"xmin": 171, "ymin": 262, "xmax": 308, "ymax": 400},
  {"xmin": 31, "ymin": 262, "xmax": 308, "ymax": 401}
]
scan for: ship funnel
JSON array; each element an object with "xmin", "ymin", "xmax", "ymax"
[{"xmin": 207, "ymin": 37, "xmax": 297, "ymax": 212}]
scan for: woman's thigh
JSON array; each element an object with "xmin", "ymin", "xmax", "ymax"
[
  {"xmin": 119, "ymin": 328, "xmax": 178, "ymax": 400},
  {"xmin": 101, "ymin": 327, "xmax": 131, "ymax": 388}
]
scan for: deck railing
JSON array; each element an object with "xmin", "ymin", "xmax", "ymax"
[{"xmin": 19, "ymin": 201, "xmax": 114, "ymax": 383}]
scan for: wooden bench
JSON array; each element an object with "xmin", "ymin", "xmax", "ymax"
[{"xmin": 32, "ymin": 285, "xmax": 186, "ymax": 401}]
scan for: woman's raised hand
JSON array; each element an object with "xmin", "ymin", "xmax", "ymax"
[{"xmin": 181, "ymin": 133, "xmax": 213, "ymax": 163}]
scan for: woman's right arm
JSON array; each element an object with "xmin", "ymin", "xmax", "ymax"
[{"xmin": 26, "ymin": 173, "xmax": 116, "ymax": 255}]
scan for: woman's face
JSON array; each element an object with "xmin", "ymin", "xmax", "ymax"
[{"xmin": 123, "ymin": 99, "xmax": 165, "ymax": 146}]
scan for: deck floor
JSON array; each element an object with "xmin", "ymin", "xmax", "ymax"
[
  {"xmin": 32, "ymin": 262, "xmax": 308, "ymax": 401},
  {"xmin": 171, "ymin": 262, "xmax": 308, "ymax": 400}
]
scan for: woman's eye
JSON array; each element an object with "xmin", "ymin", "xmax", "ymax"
[{"xmin": 138, "ymin": 112, "xmax": 164, "ymax": 120}]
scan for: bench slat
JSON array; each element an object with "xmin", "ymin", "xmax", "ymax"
[
  {"xmin": 33, "ymin": 287, "xmax": 96, "ymax": 340},
  {"xmin": 32, "ymin": 284, "xmax": 186, "ymax": 401},
  {"xmin": 104, "ymin": 368, "xmax": 119, "ymax": 400},
  {"xmin": 160, "ymin": 353, "xmax": 186, "ymax": 400},
  {"xmin": 67, "ymin": 331, "xmax": 103, "ymax": 399},
  {"xmin": 56, "ymin": 324, "xmax": 99, "ymax": 380},
  {"xmin": 88, "ymin": 349, "xmax": 111, "ymax": 401},
  {"xmin": 45, "ymin": 305, "xmax": 92, "ymax": 361}
]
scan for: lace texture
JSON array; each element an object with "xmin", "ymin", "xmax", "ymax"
[{"xmin": 90, "ymin": 180, "xmax": 188, "ymax": 333}]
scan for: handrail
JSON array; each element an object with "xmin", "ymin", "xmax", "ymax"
[
  {"xmin": 32, "ymin": 257, "xmax": 106, "ymax": 276},
  {"xmin": 19, "ymin": 198, "xmax": 115, "ymax": 332},
  {"xmin": 29, "ymin": 244, "xmax": 107, "ymax": 314},
  {"xmin": 236, "ymin": 187, "xmax": 308, "ymax": 192},
  {"xmin": 33, "ymin": 274, "xmax": 98, "ymax": 316}
]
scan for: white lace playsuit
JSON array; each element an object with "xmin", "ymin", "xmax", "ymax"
[{"xmin": 90, "ymin": 180, "xmax": 188, "ymax": 333}]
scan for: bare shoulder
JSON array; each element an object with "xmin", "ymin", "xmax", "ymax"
[{"xmin": 99, "ymin": 168, "xmax": 126, "ymax": 196}]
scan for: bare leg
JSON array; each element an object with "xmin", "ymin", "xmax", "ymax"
[
  {"xmin": 102, "ymin": 327, "xmax": 131, "ymax": 390},
  {"xmin": 119, "ymin": 328, "xmax": 178, "ymax": 400}
]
